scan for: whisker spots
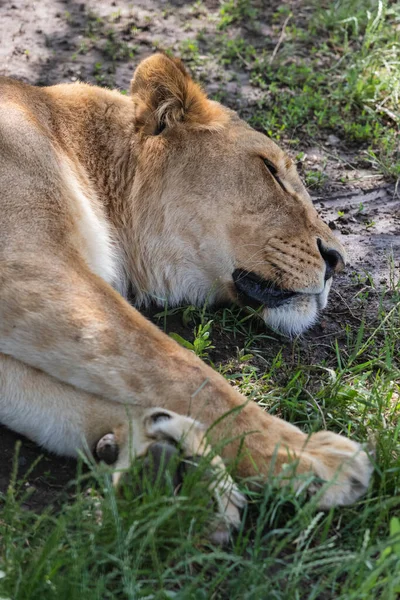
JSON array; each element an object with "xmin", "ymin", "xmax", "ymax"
[{"xmin": 267, "ymin": 243, "xmax": 322, "ymax": 268}]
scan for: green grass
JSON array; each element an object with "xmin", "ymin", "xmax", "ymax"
[{"xmin": 218, "ymin": 0, "xmax": 260, "ymax": 30}]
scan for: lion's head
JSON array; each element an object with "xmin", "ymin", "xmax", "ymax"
[{"xmin": 124, "ymin": 54, "xmax": 345, "ymax": 336}]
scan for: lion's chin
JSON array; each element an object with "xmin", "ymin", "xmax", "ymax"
[{"xmin": 262, "ymin": 280, "xmax": 332, "ymax": 337}]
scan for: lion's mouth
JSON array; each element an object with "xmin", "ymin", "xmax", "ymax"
[{"xmin": 232, "ymin": 269, "xmax": 298, "ymax": 309}]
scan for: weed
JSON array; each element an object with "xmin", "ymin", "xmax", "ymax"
[
  {"xmin": 85, "ymin": 12, "xmax": 104, "ymax": 39},
  {"xmin": 218, "ymin": 0, "xmax": 259, "ymax": 30},
  {"xmin": 218, "ymin": 35, "xmax": 256, "ymax": 66},
  {"xmin": 170, "ymin": 320, "xmax": 215, "ymax": 359},
  {"xmin": 304, "ymin": 169, "xmax": 329, "ymax": 189},
  {"xmin": 71, "ymin": 41, "xmax": 89, "ymax": 60},
  {"xmin": 103, "ymin": 30, "xmax": 137, "ymax": 61},
  {"xmin": 179, "ymin": 38, "xmax": 201, "ymax": 64},
  {"xmin": 92, "ymin": 62, "xmax": 115, "ymax": 88}
]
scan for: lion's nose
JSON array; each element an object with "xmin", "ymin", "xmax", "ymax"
[{"xmin": 317, "ymin": 239, "xmax": 345, "ymax": 281}]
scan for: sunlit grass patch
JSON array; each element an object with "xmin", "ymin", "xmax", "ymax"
[{"xmin": 213, "ymin": 0, "xmax": 400, "ymax": 182}]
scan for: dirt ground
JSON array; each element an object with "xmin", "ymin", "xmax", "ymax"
[{"xmin": 0, "ymin": 0, "xmax": 399, "ymax": 510}]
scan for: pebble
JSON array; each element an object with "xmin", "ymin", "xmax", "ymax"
[{"xmin": 327, "ymin": 134, "xmax": 340, "ymax": 146}]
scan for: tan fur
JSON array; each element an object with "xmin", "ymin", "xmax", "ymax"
[{"xmin": 0, "ymin": 54, "xmax": 372, "ymax": 525}]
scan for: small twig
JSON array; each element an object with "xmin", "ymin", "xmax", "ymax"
[
  {"xmin": 374, "ymin": 103, "xmax": 399, "ymax": 123},
  {"xmin": 269, "ymin": 14, "xmax": 292, "ymax": 64},
  {"xmin": 393, "ymin": 178, "xmax": 400, "ymax": 199},
  {"xmin": 235, "ymin": 51, "xmax": 252, "ymax": 70}
]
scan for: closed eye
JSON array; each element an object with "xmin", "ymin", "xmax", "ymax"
[{"xmin": 263, "ymin": 158, "xmax": 286, "ymax": 191}]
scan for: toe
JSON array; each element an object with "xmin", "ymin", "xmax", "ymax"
[
  {"xmin": 96, "ymin": 433, "xmax": 119, "ymax": 464},
  {"xmin": 304, "ymin": 432, "xmax": 374, "ymax": 508}
]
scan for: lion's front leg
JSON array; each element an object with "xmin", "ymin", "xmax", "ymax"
[
  {"xmin": 0, "ymin": 258, "xmax": 373, "ymax": 506},
  {"xmin": 0, "ymin": 353, "xmax": 245, "ymax": 543}
]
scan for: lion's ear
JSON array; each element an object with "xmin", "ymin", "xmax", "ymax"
[{"xmin": 130, "ymin": 53, "xmax": 226, "ymax": 136}]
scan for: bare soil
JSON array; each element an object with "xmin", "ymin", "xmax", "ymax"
[{"xmin": 0, "ymin": 0, "xmax": 399, "ymax": 510}]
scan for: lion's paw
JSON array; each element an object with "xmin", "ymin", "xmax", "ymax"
[
  {"xmin": 304, "ymin": 431, "xmax": 374, "ymax": 508},
  {"xmin": 95, "ymin": 408, "xmax": 246, "ymax": 544},
  {"xmin": 143, "ymin": 408, "xmax": 246, "ymax": 543}
]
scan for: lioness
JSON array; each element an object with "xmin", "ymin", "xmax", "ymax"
[{"xmin": 0, "ymin": 53, "xmax": 372, "ymax": 539}]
